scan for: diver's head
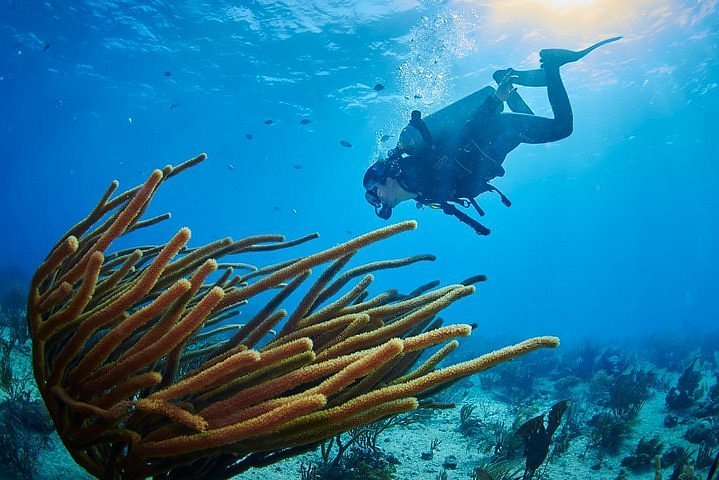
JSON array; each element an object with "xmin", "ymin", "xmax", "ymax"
[{"xmin": 363, "ymin": 159, "xmax": 414, "ymax": 220}]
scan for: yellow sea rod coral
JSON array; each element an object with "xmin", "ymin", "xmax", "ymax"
[{"xmin": 27, "ymin": 153, "xmax": 559, "ymax": 479}]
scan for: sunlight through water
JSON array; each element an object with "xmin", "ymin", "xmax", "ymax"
[{"xmin": 469, "ymin": 0, "xmax": 676, "ymax": 38}]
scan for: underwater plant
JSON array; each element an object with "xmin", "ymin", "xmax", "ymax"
[
  {"xmin": 302, "ymin": 426, "xmax": 401, "ymax": 480},
  {"xmin": 420, "ymin": 437, "xmax": 442, "ymax": 460},
  {"xmin": 471, "ymin": 458, "xmax": 523, "ymax": 480},
  {"xmin": 661, "ymin": 445, "xmax": 693, "ymax": 470},
  {"xmin": 0, "ymin": 312, "xmax": 34, "ymax": 402},
  {"xmin": 458, "ymin": 403, "xmax": 484, "ymax": 437},
  {"xmin": 683, "ymin": 420, "xmax": 718, "ymax": 446},
  {"xmin": 0, "ymin": 396, "xmax": 55, "ymax": 479},
  {"xmin": 696, "ymin": 441, "xmax": 717, "ymax": 471},
  {"xmin": 560, "ymin": 342, "xmax": 599, "ymax": 381},
  {"xmin": 492, "ymin": 361, "xmax": 536, "ymax": 400},
  {"xmin": 666, "ymin": 359, "xmax": 704, "ymax": 410},
  {"xmin": 620, "ymin": 435, "xmax": 664, "ymax": 472},
  {"xmin": 607, "ymin": 368, "xmax": 655, "ymax": 421},
  {"xmin": 585, "ymin": 411, "xmax": 632, "ymax": 468},
  {"xmin": 550, "ymin": 398, "xmax": 586, "ymax": 459},
  {"xmin": 26, "ymin": 154, "xmax": 559, "ymax": 479},
  {"xmin": 707, "ymin": 449, "xmax": 719, "ymax": 480},
  {"xmin": 696, "ymin": 374, "xmax": 719, "ymax": 419},
  {"xmin": 458, "ymin": 400, "xmax": 522, "ymax": 458},
  {"xmin": 0, "ymin": 303, "xmax": 30, "ymax": 348},
  {"xmin": 515, "ymin": 399, "xmax": 568, "ymax": 479}
]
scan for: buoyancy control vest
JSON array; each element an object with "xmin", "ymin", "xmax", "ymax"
[{"xmin": 390, "ymin": 88, "xmax": 512, "ymax": 235}]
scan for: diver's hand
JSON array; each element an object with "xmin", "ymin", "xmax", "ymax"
[{"xmin": 495, "ymin": 73, "xmax": 518, "ymax": 102}]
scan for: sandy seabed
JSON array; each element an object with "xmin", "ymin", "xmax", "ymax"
[{"xmin": 5, "ymin": 370, "xmax": 702, "ymax": 480}]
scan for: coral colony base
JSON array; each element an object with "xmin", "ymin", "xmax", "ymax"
[{"xmin": 25, "ymin": 153, "xmax": 558, "ymax": 479}]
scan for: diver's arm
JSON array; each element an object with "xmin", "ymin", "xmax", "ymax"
[
  {"xmin": 472, "ymin": 93, "xmax": 503, "ymax": 121},
  {"xmin": 473, "ymin": 75, "xmax": 517, "ymax": 120},
  {"xmin": 471, "ymin": 78, "xmax": 515, "ymax": 121}
]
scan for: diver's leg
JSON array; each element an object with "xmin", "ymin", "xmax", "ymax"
[
  {"xmin": 493, "ymin": 37, "xmax": 621, "ymax": 91},
  {"xmin": 493, "ymin": 68, "xmax": 546, "ymax": 87},
  {"xmin": 506, "ymin": 92, "xmax": 533, "ymax": 115},
  {"xmin": 492, "ymin": 65, "xmax": 573, "ymax": 149},
  {"xmin": 538, "ymin": 62, "xmax": 573, "ymax": 141},
  {"xmin": 492, "ymin": 69, "xmax": 535, "ymax": 115}
]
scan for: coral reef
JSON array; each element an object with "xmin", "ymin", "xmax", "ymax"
[
  {"xmin": 471, "ymin": 459, "xmax": 523, "ymax": 480},
  {"xmin": 300, "ymin": 422, "xmax": 402, "ymax": 480},
  {"xmin": 0, "ymin": 396, "xmax": 55, "ymax": 478},
  {"xmin": 585, "ymin": 410, "xmax": 632, "ymax": 468},
  {"xmin": 1, "ymin": 288, "xmax": 55, "ymax": 479},
  {"xmin": 666, "ymin": 359, "xmax": 704, "ymax": 410},
  {"xmin": 27, "ymin": 153, "xmax": 559, "ymax": 479},
  {"xmin": 620, "ymin": 435, "xmax": 664, "ymax": 472}
]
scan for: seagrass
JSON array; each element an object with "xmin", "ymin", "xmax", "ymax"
[{"xmin": 28, "ymin": 153, "xmax": 559, "ymax": 479}]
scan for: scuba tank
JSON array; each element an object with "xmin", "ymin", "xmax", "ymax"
[
  {"xmin": 388, "ymin": 85, "xmax": 508, "ymax": 236},
  {"xmin": 395, "ymin": 86, "xmax": 496, "ymax": 154}
]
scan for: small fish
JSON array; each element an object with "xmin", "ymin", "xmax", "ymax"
[
  {"xmin": 227, "ymin": 163, "xmax": 235, "ymax": 170},
  {"xmin": 374, "ymin": 83, "xmax": 385, "ymax": 91},
  {"xmin": 339, "ymin": 140, "xmax": 352, "ymax": 148},
  {"xmin": 164, "ymin": 71, "xmax": 172, "ymax": 77},
  {"xmin": 293, "ymin": 164, "xmax": 302, "ymax": 170},
  {"xmin": 414, "ymin": 94, "xmax": 422, "ymax": 99},
  {"xmin": 273, "ymin": 206, "xmax": 281, "ymax": 211},
  {"xmin": 292, "ymin": 208, "xmax": 298, "ymax": 215},
  {"xmin": 299, "ymin": 118, "xmax": 311, "ymax": 125},
  {"xmin": 43, "ymin": 43, "xmax": 51, "ymax": 51},
  {"xmin": 379, "ymin": 134, "xmax": 392, "ymax": 142},
  {"xmin": 169, "ymin": 102, "xmax": 181, "ymax": 110},
  {"xmin": 128, "ymin": 117, "xmax": 133, "ymax": 125},
  {"xmin": 245, "ymin": 133, "xmax": 253, "ymax": 140},
  {"xmin": 264, "ymin": 119, "xmax": 274, "ymax": 125}
]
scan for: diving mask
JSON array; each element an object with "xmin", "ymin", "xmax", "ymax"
[{"xmin": 364, "ymin": 186, "xmax": 393, "ymax": 220}]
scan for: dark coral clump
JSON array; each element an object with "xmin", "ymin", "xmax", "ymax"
[
  {"xmin": 683, "ymin": 421, "xmax": 718, "ymax": 446},
  {"xmin": 620, "ymin": 435, "xmax": 663, "ymax": 472},
  {"xmin": 607, "ymin": 368, "xmax": 655, "ymax": 421},
  {"xmin": 0, "ymin": 396, "xmax": 55, "ymax": 479},
  {"xmin": 302, "ymin": 445, "xmax": 397, "ymax": 480},
  {"xmin": 458, "ymin": 403, "xmax": 482, "ymax": 437},
  {"xmin": 586, "ymin": 411, "xmax": 632, "ymax": 466},
  {"xmin": 666, "ymin": 359, "xmax": 703, "ymax": 410},
  {"xmin": 696, "ymin": 375, "xmax": 719, "ymax": 419}
]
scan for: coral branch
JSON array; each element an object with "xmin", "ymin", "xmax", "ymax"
[{"xmin": 28, "ymin": 155, "xmax": 560, "ymax": 480}]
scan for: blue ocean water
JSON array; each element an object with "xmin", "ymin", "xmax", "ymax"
[
  {"xmin": 0, "ymin": 1, "xmax": 718, "ymax": 478},
  {"xmin": 2, "ymin": 0, "xmax": 716, "ymax": 344}
]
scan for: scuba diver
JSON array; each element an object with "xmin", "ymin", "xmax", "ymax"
[{"xmin": 363, "ymin": 37, "xmax": 621, "ymax": 235}]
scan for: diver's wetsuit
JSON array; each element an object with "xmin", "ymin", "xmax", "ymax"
[
  {"xmin": 398, "ymin": 64, "xmax": 573, "ymax": 205},
  {"xmin": 462, "ymin": 65, "xmax": 573, "ymax": 161}
]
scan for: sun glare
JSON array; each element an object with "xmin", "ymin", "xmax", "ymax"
[
  {"xmin": 541, "ymin": 0, "xmax": 596, "ymax": 7},
  {"xmin": 467, "ymin": 0, "xmax": 673, "ymax": 40}
]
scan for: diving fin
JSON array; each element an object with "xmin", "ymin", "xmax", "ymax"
[{"xmin": 540, "ymin": 36, "xmax": 622, "ymax": 67}]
